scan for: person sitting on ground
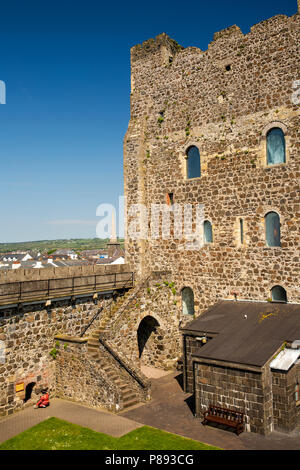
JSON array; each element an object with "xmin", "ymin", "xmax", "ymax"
[{"xmin": 34, "ymin": 388, "xmax": 50, "ymax": 409}]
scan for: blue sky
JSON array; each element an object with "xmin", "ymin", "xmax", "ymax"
[{"xmin": 0, "ymin": 0, "xmax": 296, "ymax": 242}]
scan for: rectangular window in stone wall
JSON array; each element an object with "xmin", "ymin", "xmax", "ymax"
[
  {"xmin": 240, "ymin": 218, "xmax": 244, "ymax": 245},
  {"xmin": 295, "ymin": 383, "xmax": 300, "ymax": 405}
]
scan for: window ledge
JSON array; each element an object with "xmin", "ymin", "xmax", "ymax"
[
  {"xmin": 264, "ymin": 245, "xmax": 282, "ymax": 249},
  {"xmin": 264, "ymin": 162, "xmax": 287, "ymax": 169},
  {"xmin": 185, "ymin": 176, "xmax": 202, "ymax": 182}
]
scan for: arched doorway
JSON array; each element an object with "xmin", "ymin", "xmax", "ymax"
[
  {"xmin": 24, "ymin": 382, "xmax": 36, "ymax": 403},
  {"xmin": 137, "ymin": 316, "xmax": 162, "ymax": 367}
]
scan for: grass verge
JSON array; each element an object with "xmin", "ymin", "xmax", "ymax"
[{"xmin": 0, "ymin": 417, "xmax": 221, "ymax": 450}]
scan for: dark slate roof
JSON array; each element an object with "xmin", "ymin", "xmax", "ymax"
[{"xmin": 181, "ymin": 300, "xmax": 300, "ymax": 368}]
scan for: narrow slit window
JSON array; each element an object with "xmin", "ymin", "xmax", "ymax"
[
  {"xmin": 204, "ymin": 220, "xmax": 213, "ymax": 244},
  {"xmin": 166, "ymin": 193, "xmax": 174, "ymax": 206},
  {"xmin": 295, "ymin": 383, "xmax": 300, "ymax": 403},
  {"xmin": 240, "ymin": 218, "xmax": 244, "ymax": 244}
]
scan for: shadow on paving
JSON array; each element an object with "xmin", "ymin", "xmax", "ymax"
[{"xmin": 120, "ymin": 371, "xmax": 300, "ymax": 450}]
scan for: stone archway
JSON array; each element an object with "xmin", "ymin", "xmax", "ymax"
[
  {"xmin": 137, "ymin": 315, "xmax": 164, "ymax": 368},
  {"xmin": 24, "ymin": 382, "xmax": 36, "ymax": 403}
]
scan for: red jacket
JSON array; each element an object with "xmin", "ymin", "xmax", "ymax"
[{"xmin": 37, "ymin": 393, "xmax": 49, "ymax": 406}]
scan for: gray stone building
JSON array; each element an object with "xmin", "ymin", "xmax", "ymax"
[
  {"xmin": 0, "ymin": 2, "xmax": 300, "ymax": 436},
  {"xmin": 181, "ymin": 300, "xmax": 300, "ymax": 434},
  {"xmin": 122, "ymin": 2, "xmax": 300, "ymax": 434}
]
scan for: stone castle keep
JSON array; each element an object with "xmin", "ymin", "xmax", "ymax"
[{"xmin": 0, "ymin": 4, "xmax": 300, "ymax": 436}]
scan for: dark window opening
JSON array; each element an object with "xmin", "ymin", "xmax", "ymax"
[
  {"xmin": 271, "ymin": 285, "xmax": 287, "ymax": 303},
  {"xmin": 240, "ymin": 218, "xmax": 244, "ymax": 244},
  {"xmin": 186, "ymin": 146, "xmax": 201, "ymax": 179},
  {"xmin": 169, "ymin": 56, "xmax": 173, "ymax": 64},
  {"xmin": 182, "ymin": 287, "xmax": 194, "ymax": 316},
  {"xmin": 166, "ymin": 193, "xmax": 174, "ymax": 206},
  {"xmin": 295, "ymin": 383, "xmax": 300, "ymax": 403},
  {"xmin": 225, "ymin": 64, "xmax": 231, "ymax": 71},
  {"xmin": 266, "ymin": 127, "xmax": 286, "ymax": 165},
  {"xmin": 204, "ymin": 220, "xmax": 213, "ymax": 243},
  {"xmin": 265, "ymin": 211, "xmax": 281, "ymax": 247}
]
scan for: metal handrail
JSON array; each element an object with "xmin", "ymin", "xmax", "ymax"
[
  {"xmin": 80, "ymin": 274, "xmax": 134, "ymax": 337},
  {"xmin": 0, "ymin": 271, "xmax": 134, "ymax": 306}
]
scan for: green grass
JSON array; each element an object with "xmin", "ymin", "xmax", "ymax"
[
  {"xmin": 0, "ymin": 417, "xmax": 221, "ymax": 450},
  {"xmin": 0, "ymin": 238, "xmax": 124, "ymax": 254}
]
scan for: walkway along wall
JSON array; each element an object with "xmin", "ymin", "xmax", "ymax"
[{"xmin": 0, "ymin": 264, "xmax": 132, "ymax": 417}]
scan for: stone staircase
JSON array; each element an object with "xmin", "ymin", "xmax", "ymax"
[
  {"xmin": 82, "ymin": 276, "xmax": 152, "ymax": 412},
  {"xmin": 87, "ymin": 335, "xmax": 140, "ymax": 410},
  {"xmin": 96, "ymin": 290, "xmax": 132, "ymax": 333}
]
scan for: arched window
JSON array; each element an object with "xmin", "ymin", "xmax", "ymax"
[
  {"xmin": 265, "ymin": 212, "xmax": 281, "ymax": 247},
  {"xmin": 271, "ymin": 285, "xmax": 287, "ymax": 302},
  {"xmin": 266, "ymin": 128, "xmax": 286, "ymax": 165},
  {"xmin": 181, "ymin": 287, "xmax": 194, "ymax": 316},
  {"xmin": 186, "ymin": 146, "xmax": 201, "ymax": 179},
  {"xmin": 204, "ymin": 220, "xmax": 213, "ymax": 244}
]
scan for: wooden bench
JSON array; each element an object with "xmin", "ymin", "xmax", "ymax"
[{"xmin": 202, "ymin": 404, "xmax": 244, "ymax": 435}]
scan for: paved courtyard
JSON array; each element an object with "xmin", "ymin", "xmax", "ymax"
[
  {"xmin": 0, "ymin": 398, "xmax": 142, "ymax": 445},
  {"xmin": 121, "ymin": 370, "xmax": 300, "ymax": 451},
  {"xmin": 1, "ymin": 369, "xmax": 300, "ymax": 450}
]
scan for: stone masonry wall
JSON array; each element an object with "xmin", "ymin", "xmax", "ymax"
[
  {"xmin": 0, "ymin": 264, "xmax": 130, "ymax": 417},
  {"xmin": 272, "ymin": 363, "xmax": 300, "ymax": 432},
  {"xmin": 194, "ymin": 361, "xmax": 272, "ymax": 435},
  {"xmin": 0, "ymin": 296, "xmax": 110, "ymax": 416},
  {"xmin": 54, "ymin": 339, "xmax": 122, "ymax": 412},
  {"xmin": 105, "ymin": 274, "xmax": 182, "ymax": 370},
  {"xmin": 182, "ymin": 333, "xmax": 215, "ymax": 393},
  {"xmin": 124, "ymin": 11, "xmax": 300, "ymax": 323}
]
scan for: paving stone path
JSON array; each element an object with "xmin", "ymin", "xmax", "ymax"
[
  {"xmin": 0, "ymin": 399, "xmax": 142, "ymax": 445},
  {"xmin": 1, "ymin": 370, "xmax": 300, "ymax": 450},
  {"xmin": 121, "ymin": 370, "xmax": 300, "ymax": 450}
]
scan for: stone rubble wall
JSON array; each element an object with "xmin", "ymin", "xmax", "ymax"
[
  {"xmin": 54, "ymin": 339, "xmax": 122, "ymax": 412},
  {"xmin": 0, "ymin": 262, "xmax": 131, "ymax": 284},
  {"xmin": 124, "ymin": 12, "xmax": 300, "ymax": 316},
  {"xmin": 0, "ymin": 294, "xmax": 112, "ymax": 417},
  {"xmin": 105, "ymin": 274, "xmax": 185, "ymax": 370},
  {"xmin": 194, "ymin": 361, "xmax": 272, "ymax": 435},
  {"xmin": 97, "ymin": 337, "xmax": 151, "ymax": 400},
  {"xmin": 272, "ymin": 362, "xmax": 300, "ymax": 432}
]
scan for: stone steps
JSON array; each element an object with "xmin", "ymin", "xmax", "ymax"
[
  {"xmin": 84, "ymin": 284, "xmax": 148, "ymax": 412},
  {"xmin": 87, "ymin": 342, "xmax": 140, "ymax": 412},
  {"xmin": 96, "ymin": 287, "xmax": 140, "ymax": 332}
]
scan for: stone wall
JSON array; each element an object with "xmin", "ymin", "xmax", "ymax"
[
  {"xmin": 0, "ymin": 263, "xmax": 131, "ymax": 284},
  {"xmin": 272, "ymin": 363, "xmax": 300, "ymax": 432},
  {"xmin": 182, "ymin": 333, "xmax": 214, "ymax": 393},
  {"xmin": 0, "ymin": 295, "xmax": 111, "ymax": 416},
  {"xmin": 194, "ymin": 360, "xmax": 273, "ymax": 435},
  {"xmin": 0, "ymin": 263, "xmax": 133, "ymax": 305},
  {"xmin": 124, "ymin": 10, "xmax": 300, "ymax": 319},
  {"xmin": 105, "ymin": 274, "xmax": 183, "ymax": 370},
  {"xmin": 54, "ymin": 338, "xmax": 122, "ymax": 412}
]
